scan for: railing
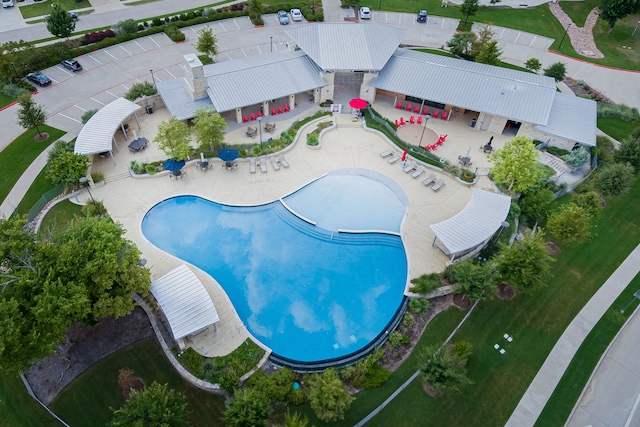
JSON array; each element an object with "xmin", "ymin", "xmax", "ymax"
[{"xmin": 26, "ymin": 184, "xmax": 66, "ymax": 222}]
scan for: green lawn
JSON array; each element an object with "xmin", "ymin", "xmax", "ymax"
[
  {"xmin": 38, "ymin": 199, "xmax": 83, "ymax": 232},
  {"xmin": 0, "ymin": 126, "xmax": 65, "ymax": 206},
  {"xmin": 50, "ymin": 338, "xmax": 227, "ymax": 427},
  {"xmin": 14, "ymin": 167, "xmax": 56, "ymax": 216},
  {"xmin": 598, "ymin": 117, "xmax": 637, "ymax": 142},
  {"xmin": 19, "ymin": 0, "xmax": 91, "ymax": 19},
  {"xmin": 0, "ymin": 92, "xmax": 15, "ymax": 109},
  {"xmin": 0, "ymin": 372, "xmax": 60, "ymax": 427}
]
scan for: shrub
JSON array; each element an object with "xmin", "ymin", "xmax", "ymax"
[
  {"xmin": 386, "ymin": 331, "xmax": 406, "ymax": 348},
  {"xmin": 401, "ymin": 312, "xmax": 415, "ymax": 327},
  {"xmin": 564, "ymin": 147, "xmax": 590, "ymax": 169},
  {"xmin": 90, "ymin": 172, "xmax": 104, "ymax": 183},
  {"xmin": 81, "ymin": 109, "xmax": 98, "ymax": 124},
  {"xmin": 592, "ymin": 162, "xmax": 635, "ymax": 196},
  {"xmin": 152, "ymin": 17, "xmax": 163, "ymax": 26},
  {"xmin": 164, "ymin": 24, "xmax": 186, "ymax": 42},
  {"xmin": 238, "ymin": 148, "xmax": 248, "ymax": 158},
  {"xmin": 362, "ymin": 363, "xmax": 391, "ymax": 388},
  {"xmin": 251, "ymin": 145, "xmax": 262, "ymax": 156},
  {"xmin": 572, "ymin": 190, "xmax": 602, "ymax": 219},
  {"xmin": 546, "ymin": 203, "xmax": 593, "ymax": 244},
  {"xmin": 113, "ymin": 19, "xmax": 139, "ymax": 35},
  {"xmin": 81, "ymin": 30, "xmax": 116, "ymax": 45},
  {"xmin": 2, "ymin": 83, "xmax": 31, "ymax": 98},
  {"xmin": 452, "ymin": 340, "xmax": 473, "ymax": 364},
  {"xmin": 409, "ymin": 272, "xmax": 440, "ymax": 295},
  {"xmin": 409, "ymin": 298, "xmax": 430, "ymax": 314},
  {"xmin": 124, "ymin": 81, "xmax": 157, "ymax": 101},
  {"xmin": 597, "ymin": 102, "xmax": 639, "ymax": 122},
  {"xmin": 306, "ymin": 134, "xmax": 319, "ymax": 146},
  {"xmin": 145, "ymin": 164, "xmax": 157, "ymax": 175},
  {"xmin": 80, "ymin": 200, "xmax": 105, "ymax": 217},
  {"xmin": 596, "ymin": 135, "xmax": 615, "ymax": 164}
]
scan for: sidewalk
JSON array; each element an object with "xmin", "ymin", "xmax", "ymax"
[{"xmin": 505, "ymin": 244, "xmax": 640, "ymax": 427}]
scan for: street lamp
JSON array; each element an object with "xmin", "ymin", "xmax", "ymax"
[
  {"xmin": 257, "ymin": 116, "xmax": 263, "ymax": 151},
  {"xmin": 270, "ymin": 36, "xmax": 273, "ymax": 52},
  {"xmin": 150, "ymin": 69, "xmax": 156, "ymax": 88},
  {"xmin": 79, "ymin": 177, "xmax": 102, "ymax": 216},
  {"xmin": 418, "ymin": 115, "xmax": 429, "ymax": 148},
  {"xmin": 558, "ymin": 23, "xmax": 571, "ymax": 50}
]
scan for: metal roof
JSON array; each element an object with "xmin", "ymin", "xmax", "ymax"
[
  {"xmin": 157, "ymin": 78, "xmax": 213, "ymax": 121},
  {"xmin": 203, "ymin": 50, "xmax": 326, "ymax": 113},
  {"xmin": 371, "ymin": 49, "xmax": 557, "ymax": 125},
  {"xmin": 285, "ymin": 23, "xmax": 407, "ymax": 71},
  {"xmin": 430, "ymin": 189, "xmax": 511, "ymax": 255},
  {"xmin": 151, "ymin": 264, "xmax": 220, "ymax": 341},
  {"xmin": 534, "ymin": 92, "xmax": 597, "ymax": 147},
  {"xmin": 74, "ymin": 97, "xmax": 141, "ymax": 155}
]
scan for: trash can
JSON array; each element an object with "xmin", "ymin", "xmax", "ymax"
[
  {"xmin": 470, "ymin": 119, "xmax": 477, "ymax": 128},
  {"xmin": 145, "ymin": 105, "xmax": 153, "ymax": 114}
]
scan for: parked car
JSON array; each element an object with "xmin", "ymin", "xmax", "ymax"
[
  {"xmin": 45, "ymin": 11, "xmax": 79, "ymax": 22},
  {"xmin": 61, "ymin": 59, "xmax": 83, "ymax": 72},
  {"xmin": 290, "ymin": 8, "xmax": 303, "ymax": 21},
  {"xmin": 417, "ymin": 10, "xmax": 428, "ymax": 23},
  {"xmin": 26, "ymin": 72, "xmax": 52, "ymax": 87},
  {"xmin": 278, "ymin": 10, "xmax": 289, "ymax": 25},
  {"xmin": 359, "ymin": 6, "xmax": 371, "ymax": 19},
  {"xmin": 1, "ymin": 0, "xmax": 14, "ymax": 8}
]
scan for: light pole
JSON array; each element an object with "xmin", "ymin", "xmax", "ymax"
[
  {"xmin": 418, "ymin": 116, "xmax": 429, "ymax": 148},
  {"xmin": 270, "ymin": 36, "xmax": 273, "ymax": 52},
  {"xmin": 558, "ymin": 23, "xmax": 571, "ymax": 50},
  {"xmin": 79, "ymin": 177, "xmax": 101, "ymax": 216},
  {"xmin": 150, "ymin": 69, "xmax": 156, "ymax": 88},
  {"xmin": 257, "ymin": 116, "xmax": 263, "ymax": 151}
]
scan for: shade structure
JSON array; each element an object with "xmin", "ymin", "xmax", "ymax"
[
  {"xmin": 163, "ymin": 159, "xmax": 185, "ymax": 171},
  {"xmin": 349, "ymin": 98, "xmax": 368, "ymax": 109},
  {"xmin": 218, "ymin": 149, "xmax": 239, "ymax": 162}
]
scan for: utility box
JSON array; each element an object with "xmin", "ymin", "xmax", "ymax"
[{"xmin": 145, "ymin": 105, "xmax": 153, "ymax": 114}]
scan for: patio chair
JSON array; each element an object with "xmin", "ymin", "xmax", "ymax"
[
  {"xmin": 422, "ymin": 107, "xmax": 429, "ymax": 115},
  {"xmin": 284, "ymin": 104, "xmax": 290, "ymax": 112},
  {"xmin": 260, "ymin": 157, "xmax": 267, "ymax": 173},
  {"xmin": 399, "ymin": 117, "xmax": 406, "ymax": 126},
  {"xmin": 432, "ymin": 178, "xmax": 446, "ymax": 192},
  {"xmin": 250, "ymin": 113, "xmax": 256, "ymax": 121},
  {"xmin": 411, "ymin": 166, "xmax": 425, "ymax": 178},
  {"xmin": 417, "ymin": 116, "xmax": 423, "ymax": 125},
  {"xmin": 388, "ymin": 153, "xmax": 401, "ymax": 164},
  {"xmin": 277, "ymin": 105, "xmax": 283, "ymax": 114},
  {"xmin": 414, "ymin": 105, "xmax": 421, "ymax": 113},
  {"xmin": 405, "ymin": 103, "xmax": 412, "ymax": 111},
  {"xmin": 256, "ymin": 111, "xmax": 262, "ymax": 118},
  {"xmin": 380, "ymin": 149, "xmax": 394, "ymax": 158},
  {"xmin": 271, "ymin": 107, "xmax": 277, "ymax": 116},
  {"xmin": 249, "ymin": 158, "xmax": 256, "ymax": 173},
  {"xmin": 422, "ymin": 173, "xmax": 436, "ymax": 186},
  {"xmin": 396, "ymin": 101, "xmax": 403, "ymax": 109},
  {"xmin": 441, "ymin": 110, "xmax": 448, "ymax": 120},
  {"xmin": 403, "ymin": 161, "xmax": 417, "ymax": 173},
  {"xmin": 243, "ymin": 115, "xmax": 249, "ymax": 123},
  {"xmin": 278, "ymin": 155, "xmax": 289, "ymax": 168},
  {"xmin": 409, "ymin": 116, "xmax": 415, "ymax": 124},
  {"xmin": 432, "ymin": 110, "xmax": 440, "ymax": 119},
  {"xmin": 270, "ymin": 157, "xmax": 280, "ymax": 171},
  {"xmin": 395, "ymin": 119, "xmax": 400, "ymax": 127}
]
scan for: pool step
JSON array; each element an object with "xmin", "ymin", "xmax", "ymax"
[{"xmin": 104, "ymin": 171, "xmax": 131, "ymax": 183}]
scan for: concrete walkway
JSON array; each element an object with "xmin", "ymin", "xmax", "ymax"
[{"xmin": 505, "ymin": 244, "xmax": 640, "ymax": 427}]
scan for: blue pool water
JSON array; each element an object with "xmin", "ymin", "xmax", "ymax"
[{"xmin": 142, "ymin": 173, "xmax": 408, "ymax": 363}]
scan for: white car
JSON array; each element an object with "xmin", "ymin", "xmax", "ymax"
[
  {"xmin": 290, "ymin": 8, "xmax": 303, "ymax": 21},
  {"xmin": 1, "ymin": 0, "xmax": 14, "ymax": 8},
  {"xmin": 359, "ymin": 6, "xmax": 371, "ymax": 19}
]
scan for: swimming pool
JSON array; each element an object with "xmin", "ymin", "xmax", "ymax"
[{"xmin": 142, "ymin": 170, "xmax": 409, "ymax": 364}]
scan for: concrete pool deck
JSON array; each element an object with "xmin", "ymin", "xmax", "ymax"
[{"xmin": 84, "ymin": 104, "xmax": 506, "ymax": 357}]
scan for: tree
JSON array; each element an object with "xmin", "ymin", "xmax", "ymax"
[
  {"xmin": 154, "ymin": 116, "xmax": 192, "ymax": 161},
  {"xmin": 46, "ymin": 150, "xmax": 89, "ymax": 187},
  {"xmin": 475, "ymin": 40, "xmax": 502, "ymax": 65},
  {"xmin": 418, "ymin": 343, "xmax": 473, "ymax": 394},
  {"xmin": 110, "ymin": 382, "xmax": 188, "ymax": 427},
  {"xmin": 564, "ymin": 147, "xmax": 590, "ymax": 169},
  {"xmin": 599, "ymin": 0, "xmax": 640, "ymax": 34},
  {"xmin": 196, "ymin": 26, "xmax": 218, "ymax": 59},
  {"xmin": 459, "ymin": 0, "xmax": 479, "ymax": 26},
  {"xmin": 525, "ymin": 58, "xmax": 542, "ymax": 73},
  {"xmin": 279, "ymin": 410, "xmax": 309, "ymax": 427},
  {"xmin": 490, "ymin": 135, "xmax": 545, "ymax": 192},
  {"xmin": 124, "ymin": 82, "xmax": 157, "ymax": 101},
  {"xmin": 192, "ymin": 107, "xmax": 227, "ymax": 152},
  {"xmin": 112, "ymin": 19, "xmax": 139, "ymax": 35},
  {"xmin": 248, "ymin": 0, "xmax": 264, "ymax": 21},
  {"xmin": 496, "ymin": 230, "xmax": 555, "ymax": 294},
  {"xmin": 545, "ymin": 203, "xmax": 593, "ymax": 244},
  {"xmin": 446, "ymin": 32, "xmax": 477, "ymax": 59},
  {"xmin": 450, "ymin": 259, "xmax": 497, "ymax": 301},
  {"xmin": 519, "ymin": 187, "xmax": 554, "ymax": 223},
  {"xmin": 544, "ymin": 62, "xmax": 567, "ymax": 82},
  {"xmin": 307, "ymin": 368, "xmax": 354, "ymax": 422},
  {"xmin": 572, "ymin": 191, "xmax": 603, "ymax": 219},
  {"xmin": 46, "ymin": 3, "xmax": 76, "ymax": 39},
  {"xmin": 470, "ymin": 25, "xmax": 495, "ymax": 58},
  {"xmin": 223, "ymin": 388, "xmax": 270, "ymax": 427},
  {"xmin": 592, "ymin": 162, "xmax": 635, "ymax": 196},
  {"xmin": 614, "ymin": 131, "xmax": 640, "ymax": 171},
  {"xmin": 16, "ymin": 94, "xmax": 47, "ymax": 140}
]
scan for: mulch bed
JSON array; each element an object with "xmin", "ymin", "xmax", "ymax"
[
  {"xmin": 496, "ymin": 282, "xmax": 516, "ymax": 300},
  {"xmin": 546, "ymin": 241, "xmax": 562, "ymax": 255},
  {"xmin": 452, "ymin": 293, "xmax": 471, "ymax": 309}
]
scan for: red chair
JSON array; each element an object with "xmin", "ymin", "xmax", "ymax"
[
  {"xmin": 250, "ymin": 113, "xmax": 256, "ymax": 121},
  {"xmin": 396, "ymin": 101, "xmax": 403, "ymax": 109},
  {"xmin": 271, "ymin": 107, "xmax": 276, "ymax": 116},
  {"xmin": 422, "ymin": 107, "xmax": 429, "ymax": 115},
  {"xmin": 243, "ymin": 115, "xmax": 249, "ymax": 123},
  {"xmin": 256, "ymin": 111, "xmax": 262, "ymax": 118},
  {"xmin": 432, "ymin": 110, "xmax": 440, "ymax": 119},
  {"xmin": 284, "ymin": 104, "xmax": 290, "ymax": 112},
  {"xmin": 417, "ymin": 116, "xmax": 423, "ymax": 125},
  {"xmin": 440, "ymin": 110, "xmax": 448, "ymax": 120},
  {"xmin": 414, "ymin": 105, "xmax": 420, "ymax": 113},
  {"xmin": 399, "ymin": 117, "xmax": 406, "ymax": 126},
  {"xmin": 441, "ymin": 134, "xmax": 448, "ymax": 141},
  {"xmin": 277, "ymin": 106, "xmax": 283, "ymax": 114},
  {"xmin": 409, "ymin": 116, "xmax": 415, "ymax": 124},
  {"xmin": 405, "ymin": 103, "xmax": 412, "ymax": 111},
  {"xmin": 395, "ymin": 119, "xmax": 400, "ymax": 127}
]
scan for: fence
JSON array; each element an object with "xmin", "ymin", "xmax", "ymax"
[
  {"xmin": 366, "ymin": 106, "xmax": 397, "ymax": 136},
  {"xmin": 26, "ymin": 184, "xmax": 66, "ymax": 222}
]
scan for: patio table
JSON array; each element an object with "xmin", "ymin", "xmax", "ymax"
[{"xmin": 128, "ymin": 137, "xmax": 148, "ymax": 152}]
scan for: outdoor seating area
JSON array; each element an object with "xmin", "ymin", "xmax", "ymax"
[
  {"xmin": 243, "ymin": 111, "xmax": 263, "ymax": 123},
  {"xmin": 246, "ymin": 127, "xmax": 258, "ymax": 138},
  {"xmin": 127, "ymin": 137, "xmax": 148, "ymax": 153},
  {"xmin": 270, "ymin": 105, "xmax": 290, "ymax": 115},
  {"xmin": 395, "ymin": 102, "xmax": 449, "ymax": 122},
  {"xmin": 423, "ymin": 134, "xmax": 448, "ymax": 151},
  {"xmin": 264, "ymin": 123, "xmax": 276, "ymax": 133}
]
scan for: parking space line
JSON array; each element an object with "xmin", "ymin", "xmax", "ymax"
[
  {"xmin": 257, "ymin": 46, "xmax": 262, "ymax": 54},
  {"xmin": 104, "ymin": 50, "xmax": 118, "ymax": 60},
  {"xmin": 241, "ymin": 48, "xmax": 247, "ymax": 57},
  {"xmin": 57, "ymin": 67, "xmax": 74, "ymax": 76},
  {"xmin": 234, "ymin": 19, "xmax": 240, "ymax": 30},
  {"xmin": 105, "ymin": 90, "xmax": 119, "ymax": 99},
  {"xmin": 165, "ymin": 69, "xmax": 176, "ymax": 79},
  {"xmin": 134, "ymin": 40, "xmax": 146, "ymax": 52},
  {"xmin": 529, "ymin": 36, "xmax": 537, "ymax": 47},
  {"xmin": 219, "ymin": 22, "xmax": 226, "ymax": 32},
  {"xmin": 120, "ymin": 84, "xmax": 130, "ymax": 91},
  {"xmin": 150, "ymin": 36, "xmax": 160, "ymax": 47},
  {"xmin": 58, "ymin": 113, "xmax": 81, "ymax": 124},
  {"xmin": 88, "ymin": 54, "xmax": 103, "ymax": 65},
  {"xmin": 49, "ymin": 77, "xmax": 59, "ymax": 84},
  {"xmin": 178, "ymin": 64, "xmax": 186, "ymax": 72},
  {"xmin": 119, "ymin": 45, "xmax": 132, "ymax": 56},
  {"xmin": 90, "ymin": 97, "xmax": 105, "ymax": 105},
  {"xmin": 225, "ymin": 52, "xmax": 232, "ymax": 60},
  {"xmin": 74, "ymin": 105, "xmax": 87, "ymax": 112},
  {"xmin": 500, "ymin": 28, "xmax": 505, "ymax": 39},
  {"xmin": 514, "ymin": 32, "xmax": 521, "ymax": 43}
]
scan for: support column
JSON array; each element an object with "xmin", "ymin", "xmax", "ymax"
[
  {"xmin": 263, "ymin": 101, "xmax": 269, "ymax": 116},
  {"xmin": 289, "ymin": 94, "xmax": 295, "ymax": 110},
  {"xmin": 314, "ymin": 88, "xmax": 321, "ymax": 103},
  {"xmin": 235, "ymin": 108, "xmax": 242, "ymax": 124}
]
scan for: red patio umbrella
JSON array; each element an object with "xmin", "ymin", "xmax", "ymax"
[
  {"xmin": 401, "ymin": 147, "xmax": 408, "ymax": 162},
  {"xmin": 349, "ymin": 98, "xmax": 368, "ymax": 109}
]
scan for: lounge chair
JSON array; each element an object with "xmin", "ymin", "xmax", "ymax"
[
  {"xmin": 403, "ymin": 161, "xmax": 417, "ymax": 173},
  {"xmin": 388, "ymin": 153, "xmax": 401, "ymax": 164},
  {"xmin": 270, "ymin": 157, "xmax": 280, "ymax": 171},
  {"xmin": 411, "ymin": 166, "xmax": 425, "ymax": 178},
  {"xmin": 432, "ymin": 178, "xmax": 446, "ymax": 191},
  {"xmin": 260, "ymin": 157, "xmax": 267, "ymax": 173},
  {"xmin": 422, "ymin": 173, "xmax": 436, "ymax": 186},
  {"xmin": 249, "ymin": 158, "xmax": 256, "ymax": 173},
  {"xmin": 380, "ymin": 149, "xmax": 394, "ymax": 158},
  {"xmin": 278, "ymin": 155, "xmax": 289, "ymax": 168}
]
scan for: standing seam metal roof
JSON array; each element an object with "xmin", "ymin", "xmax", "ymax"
[
  {"xmin": 534, "ymin": 92, "xmax": 597, "ymax": 147},
  {"xmin": 429, "ymin": 189, "xmax": 511, "ymax": 254},
  {"xmin": 74, "ymin": 98, "xmax": 141, "ymax": 155},
  {"xmin": 285, "ymin": 23, "xmax": 407, "ymax": 71},
  {"xmin": 150, "ymin": 264, "xmax": 220, "ymax": 341},
  {"xmin": 370, "ymin": 49, "xmax": 557, "ymax": 125},
  {"xmin": 156, "ymin": 78, "xmax": 214, "ymax": 121}
]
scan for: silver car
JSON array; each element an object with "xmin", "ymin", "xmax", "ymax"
[
  {"xmin": 1, "ymin": 0, "xmax": 14, "ymax": 8},
  {"xmin": 278, "ymin": 10, "xmax": 289, "ymax": 25}
]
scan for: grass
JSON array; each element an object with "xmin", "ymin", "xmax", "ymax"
[
  {"xmin": 0, "ymin": 125, "xmax": 65, "ymax": 205},
  {"xmin": 19, "ymin": 0, "xmax": 91, "ymax": 19},
  {"xmin": 14, "ymin": 167, "xmax": 56, "ymax": 216},
  {"xmin": 597, "ymin": 117, "xmax": 637, "ymax": 142},
  {"xmin": 0, "ymin": 92, "xmax": 16, "ymax": 109},
  {"xmin": 38, "ymin": 199, "xmax": 83, "ymax": 232},
  {"xmin": 49, "ymin": 338, "xmax": 227, "ymax": 427},
  {"xmin": 0, "ymin": 372, "xmax": 60, "ymax": 427},
  {"xmin": 535, "ymin": 273, "xmax": 640, "ymax": 426}
]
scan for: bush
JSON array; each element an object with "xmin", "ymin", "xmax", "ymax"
[
  {"xmin": 81, "ymin": 30, "xmax": 116, "ymax": 46},
  {"xmin": 362, "ymin": 363, "xmax": 390, "ymax": 389},
  {"xmin": 113, "ymin": 19, "xmax": 139, "ymax": 35},
  {"xmin": 545, "ymin": 146, "xmax": 570, "ymax": 157},
  {"xmin": 2, "ymin": 83, "xmax": 31, "ymax": 98},
  {"xmin": 306, "ymin": 134, "xmax": 319, "ymax": 146},
  {"xmin": 124, "ymin": 81, "xmax": 157, "ymax": 101},
  {"xmin": 91, "ymin": 172, "xmax": 104, "ymax": 183},
  {"xmin": 80, "ymin": 200, "xmax": 106, "ymax": 217},
  {"xmin": 251, "ymin": 145, "xmax": 262, "ymax": 156},
  {"xmin": 409, "ymin": 273, "xmax": 440, "ymax": 295},
  {"xmin": 592, "ymin": 162, "xmax": 635, "ymax": 196},
  {"xmin": 152, "ymin": 17, "xmax": 163, "ymax": 26},
  {"xmin": 386, "ymin": 331, "xmax": 406, "ymax": 348},
  {"xmin": 408, "ymin": 298, "xmax": 430, "ymax": 314},
  {"xmin": 81, "ymin": 109, "xmax": 98, "ymax": 124},
  {"xmin": 597, "ymin": 102, "xmax": 639, "ymax": 122},
  {"xmin": 164, "ymin": 24, "xmax": 186, "ymax": 42},
  {"xmin": 401, "ymin": 312, "xmax": 415, "ymax": 327},
  {"xmin": 238, "ymin": 148, "xmax": 248, "ymax": 158}
]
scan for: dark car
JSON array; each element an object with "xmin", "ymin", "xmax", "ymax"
[
  {"xmin": 26, "ymin": 72, "xmax": 52, "ymax": 87},
  {"xmin": 61, "ymin": 59, "xmax": 82, "ymax": 72},
  {"xmin": 45, "ymin": 11, "xmax": 79, "ymax": 22},
  {"xmin": 417, "ymin": 10, "xmax": 428, "ymax": 23}
]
